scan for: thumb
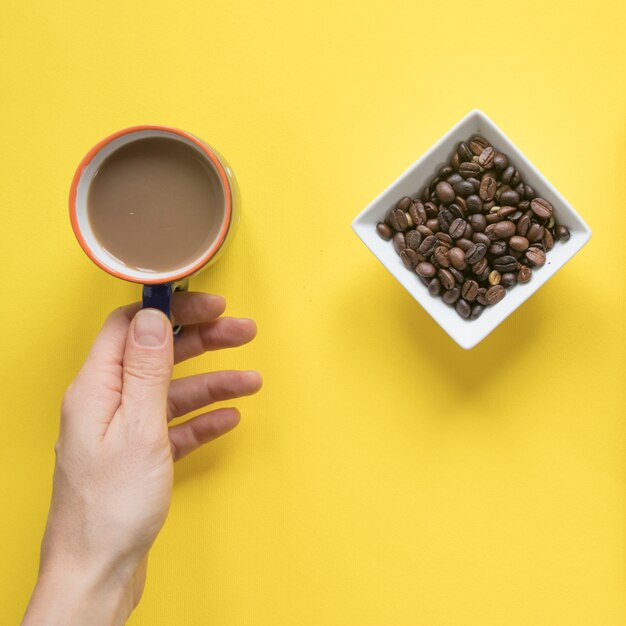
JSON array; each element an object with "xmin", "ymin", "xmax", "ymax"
[{"xmin": 121, "ymin": 308, "xmax": 174, "ymax": 431}]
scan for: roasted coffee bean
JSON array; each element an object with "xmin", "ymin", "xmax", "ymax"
[
  {"xmin": 471, "ymin": 256, "xmax": 488, "ymax": 276},
  {"xmin": 438, "ymin": 209, "xmax": 454, "ymax": 232},
  {"xmin": 501, "ymin": 166, "xmax": 515, "ymax": 185},
  {"xmin": 455, "ymin": 195, "xmax": 468, "ymax": 212},
  {"xmin": 455, "ymin": 299, "xmax": 471, "ymax": 319},
  {"xmin": 447, "ymin": 173, "xmax": 463, "ymax": 186},
  {"xmin": 479, "ymin": 175, "xmax": 497, "ymax": 201},
  {"xmin": 469, "ymin": 213, "xmax": 487, "ymax": 232},
  {"xmin": 449, "ymin": 218, "xmax": 466, "ymax": 239},
  {"xmin": 428, "ymin": 278, "xmax": 442, "ymax": 296},
  {"xmin": 400, "ymin": 248, "xmax": 419, "ymax": 269},
  {"xmin": 525, "ymin": 247, "xmax": 546, "ymax": 267},
  {"xmin": 497, "ymin": 205, "xmax": 518, "ymax": 218},
  {"xmin": 405, "ymin": 229, "xmax": 422, "ymax": 250},
  {"xmin": 493, "ymin": 255, "xmax": 517, "ymax": 272},
  {"xmin": 469, "ymin": 136, "xmax": 490, "ymax": 155},
  {"xmin": 450, "ymin": 151, "xmax": 460, "ymax": 169},
  {"xmin": 470, "ymin": 304, "xmax": 485, "ymax": 320},
  {"xmin": 448, "ymin": 247, "xmax": 467, "ymax": 270},
  {"xmin": 527, "ymin": 223, "xmax": 544, "ymax": 243},
  {"xmin": 493, "ymin": 152, "xmax": 508, "ymax": 172},
  {"xmin": 531, "ymin": 198, "xmax": 553, "ymax": 219},
  {"xmin": 518, "ymin": 200, "xmax": 531, "ymax": 211},
  {"xmin": 517, "ymin": 214, "xmax": 531, "ymax": 236},
  {"xmin": 485, "ymin": 285, "xmax": 506, "ymax": 305},
  {"xmin": 417, "ymin": 224, "xmax": 434, "ymax": 238},
  {"xmin": 488, "ymin": 241, "xmax": 507, "ymax": 257},
  {"xmin": 449, "ymin": 267, "xmax": 465, "ymax": 284},
  {"xmin": 409, "ymin": 201, "xmax": 427, "ymax": 226},
  {"xmin": 415, "ymin": 261, "xmax": 436, "ymax": 278},
  {"xmin": 499, "ymin": 190, "xmax": 520, "ymax": 205},
  {"xmin": 418, "ymin": 275, "xmax": 430, "ymax": 287},
  {"xmin": 509, "ymin": 235, "xmax": 529, "ymax": 251},
  {"xmin": 439, "ymin": 165, "xmax": 454, "ymax": 178},
  {"xmin": 543, "ymin": 229, "xmax": 555, "ymax": 251},
  {"xmin": 556, "ymin": 224, "xmax": 571, "ymax": 241},
  {"xmin": 455, "ymin": 238, "xmax": 474, "ymax": 252},
  {"xmin": 377, "ymin": 223, "xmax": 392, "ymax": 240},
  {"xmin": 438, "ymin": 268, "xmax": 455, "ymax": 290},
  {"xmin": 468, "ymin": 177, "xmax": 482, "ymax": 192},
  {"xmin": 476, "ymin": 288, "xmax": 489, "ymax": 306},
  {"xmin": 396, "ymin": 196, "xmax": 412, "ymax": 212},
  {"xmin": 448, "ymin": 203, "xmax": 464, "ymax": 219},
  {"xmin": 465, "ymin": 242, "xmax": 487, "ymax": 264},
  {"xmin": 457, "ymin": 141, "xmax": 473, "ymax": 162},
  {"xmin": 389, "ymin": 208, "xmax": 409, "ymax": 231},
  {"xmin": 433, "ymin": 246, "xmax": 450, "ymax": 268},
  {"xmin": 517, "ymin": 265, "xmax": 532, "ymax": 283},
  {"xmin": 436, "ymin": 181, "xmax": 455, "ymax": 204},
  {"xmin": 435, "ymin": 232, "xmax": 453, "ymax": 246},
  {"xmin": 393, "ymin": 232, "xmax": 406, "ymax": 254},
  {"xmin": 478, "ymin": 146, "xmax": 496, "ymax": 168},
  {"xmin": 488, "ymin": 270, "xmax": 501, "ymax": 285},
  {"xmin": 472, "ymin": 232, "xmax": 491, "ymax": 247},
  {"xmin": 500, "ymin": 272, "xmax": 517, "ymax": 288},
  {"xmin": 418, "ymin": 235, "xmax": 438, "ymax": 256},
  {"xmin": 466, "ymin": 194, "xmax": 483, "ymax": 214},
  {"xmin": 453, "ymin": 180, "xmax": 475, "ymax": 198},
  {"xmin": 488, "ymin": 220, "xmax": 516, "ymax": 240},
  {"xmin": 461, "ymin": 279, "xmax": 479, "ymax": 301},
  {"xmin": 459, "ymin": 161, "xmax": 481, "ymax": 178},
  {"xmin": 442, "ymin": 287, "xmax": 461, "ymax": 304},
  {"xmin": 462, "ymin": 223, "xmax": 473, "ymax": 239},
  {"xmin": 426, "ymin": 218, "xmax": 440, "ymax": 232},
  {"xmin": 485, "ymin": 213, "xmax": 500, "ymax": 225},
  {"xmin": 423, "ymin": 202, "xmax": 438, "ymax": 219},
  {"xmin": 547, "ymin": 215, "xmax": 555, "ymax": 229}
]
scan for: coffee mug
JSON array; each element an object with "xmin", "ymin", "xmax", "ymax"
[{"xmin": 69, "ymin": 125, "xmax": 240, "ymax": 329}]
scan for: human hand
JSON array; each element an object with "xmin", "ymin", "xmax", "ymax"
[{"xmin": 22, "ymin": 293, "xmax": 261, "ymax": 626}]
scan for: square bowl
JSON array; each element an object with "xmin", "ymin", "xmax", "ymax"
[{"xmin": 352, "ymin": 109, "xmax": 592, "ymax": 350}]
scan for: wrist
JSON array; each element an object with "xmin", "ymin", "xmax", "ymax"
[{"xmin": 22, "ymin": 560, "xmax": 134, "ymax": 626}]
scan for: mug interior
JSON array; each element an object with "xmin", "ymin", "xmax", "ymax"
[{"xmin": 71, "ymin": 128, "xmax": 231, "ymax": 284}]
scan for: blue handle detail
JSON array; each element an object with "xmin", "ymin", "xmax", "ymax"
[{"xmin": 142, "ymin": 283, "xmax": 174, "ymax": 319}]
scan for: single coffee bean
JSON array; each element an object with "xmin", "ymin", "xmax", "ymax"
[
  {"xmin": 459, "ymin": 161, "xmax": 481, "ymax": 178},
  {"xmin": 393, "ymin": 232, "xmax": 406, "ymax": 254},
  {"xmin": 527, "ymin": 223, "xmax": 544, "ymax": 243},
  {"xmin": 424, "ymin": 202, "xmax": 439, "ymax": 218},
  {"xmin": 438, "ymin": 268, "xmax": 455, "ymax": 290},
  {"xmin": 435, "ymin": 232, "xmax": 453, "ymax": 246},
  {"xmin": 510, "ymin": 169, "xmax": 521, "ymax": 186},
  {"xmin": 488, "ymin": 240, "xmax": 507, "ymax": 256},
  {"xmin": 461, "ymin": 279, "xmax": 479, "ymax": 301},
  {"xmin": 478, "ymin": 146, "xmax": 496, "ymax": 168},
  {"xmin": 433, "ymin": 246, "xmax": 450, "ymax": 268},
  {"xmin": 439, "ymin": 165, "xmax": 454, "ymax": 178},
  {"xmin": 418, "ymin": 235, "xmax": 438, "ymax": 256},
  {"xmin": 479, "ymin": 174, "xmax": 497, "ymax": 201},
  {"xmin": 447, "ymin": 173, "xmax": 463, "ymax": 186},
  {"xmin": 377, "ymin": 223, "xmax": 392, "ymax": 240},
  {"xmin": 449, "ymin": 267, "xmax": 465, "ymax": 284},
  {"xmin": 530, "ymin": 198, "xmax": 553, "ymax": 219},
  {"xmin": 396, "ymin": 196, "xmax": 412, "ymax": 212},
  {"xmin": 449, "ymin": 217, "xmax": 466, "ymax": 239},
  {"xmin": 455, "ymin": 299, "xmax": 471, "ymax": 319},
  {"xmin": 470, "ymin": 304, "xmax": 485, "ymax": 320},
  {"xmin": 389, "ymin": 208, "xmax": 409, "ymax": 231},
  {"xmin": 517, "ymin": 214, "xmax": 531, "ymax": 236},
  {"xmin": 501, "ymin": 166, "xmax": 515, "ymax": 185},
  {"xmin": 547, "ymin": 215, "xmax": 555, "ymax": 229},
  {"xmin": 485, "ymin": 213, "xmax": 500, "ymax": 225},
  {"xmin": 448, "ymin": 247, "xmax": 467, "ymax": 270},
  {"xmin": 450, "ymin": 151, "xmax": 460, "ymax": 169},
  {"xmin": 469, "ymin": 213, "xmax": 486, "ymax": 232},
  {"xmin": 415, "ymin": 261, "xmax": 436, "ymax": 278},
  {"xmin": 405, "ymin": 229, "xmax": 422, "ymax": 250},
  {"xmin": 455, "ymin": 238, "xmax": 474, "ymax": 252},
  {"xmin": 485, "ymin": 285, "xmax": 506, "ymax": 305},
  {"xmin": 509, "ymin": 235, "xmax": 529, "ymax": 251},
  {"xmin": 400, "ymin": 248, "xmax": 418, "ymax": 269},
  {"xmin": 442, "ymin": 287, "xmax": 461, "ymax": 304},
  {"xmin": 428, "ymin": 278, "xmax": 442, "ymax": 296},
  {"xmin": 426, "ymin": 218, "xmax": 440, "ymax": 233},
  {"xmin": 448, "ymin": 203, "xmax": 464, "ymax": 219},
  {"xmin": 457, "ymin": 141, "xmax": 473, "ymax": 162},
  {"xmin": 517, "ymin": 265, "xmax": 532, "ymax": 283},
  {"xmin": 467, "ymin": 177, "xmax": 482, "ymax": 192},
  {"xmin": 417, "ymin": 224, "xmax": 433, "ymax": 238},
  {"xmin": 465, "ymin": 242, "xmax": 487, "ymax": 264},
  {"xmin": 476, "ymin": 288, "xmax": 489, "ymax": 306},
  {"xmin": 525, "ymin": 247, "xmax": 546, "ymax": 267},
  {"xmin": 472, "ymin": 232, "xmax": 491, "ymax": 246},
  {"xmin": 523, "ymin": 184, "xmax": 536, "ymax": 200},
  {"xmin": 543, "ymin": 229, "xmax": 555, "ymax": 251},
  {"xmin": 500, "ymin": 272, "xmax": 517, "ymax": 288},
  {"xmin": 497, "ymin": 205, "xmax": 518, "ymax": 218},
  {"xmin": 453, "ymin": 180, "xmax": 474, "ymax": 198},
  {"xmin": 555, "ymin": 224, "xmax": 571, "ymax": 241},
  {"xmin": 472, "ymin": 257, "xmax": 488, "ymax": 275},
  {"xmin": 518, "ymin": 200, "xmax": 531, "ymax": 211},
  {"xmin": 493, "ymin": 255, "xmax": 517, "ymax": 272},
  {"xmin": 488, "ymin": 270, "xmax": 501, "ymax": 285},
  {"xmin": 462, "ymin": 223, "xmax": 473, "ymax": 239},
  {"xmin": 418, "ymin": 275, "xmax": 430, "ymax": 286},
  {"xmin": 466, "ymin": 194, "xmax": 483, "ymax": 214},
  {"xmin": 469, "ymin": 136, "xmax": 489, "ymax": 155},
  {"xmin": 409, "ymin": 201, "xmax": 427, "ymax": 226},
  {"xmin": 491, "ymin": 220, "xmax": 516, "ymax": 239},
  {"xmin": 438, "ymin": 209, "xmax": 454, "ymax": 232},
  {"xmin": 493, "ymin": 152, "xmax": 508, "ymax": 172},
  {"xmin": 499, "ymin": 190, "xmax": 520, "ymax": 205},
  {"xmin": 436, "ymin": 181, "xmax": 456, "ymax": 204}
]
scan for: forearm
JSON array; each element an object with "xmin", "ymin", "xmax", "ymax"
[{"xmin": 22, "ymin": 563, "xmax": 133, "ymax": 626}]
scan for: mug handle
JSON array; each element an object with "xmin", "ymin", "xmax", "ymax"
[{"xmin": 142, "ymin": 279, "xmax": 189, "ymax": 335}]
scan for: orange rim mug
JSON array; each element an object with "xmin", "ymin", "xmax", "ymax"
[{"xmin": 69, "ymin": 125, "xmax": 240, "ymax": 331}]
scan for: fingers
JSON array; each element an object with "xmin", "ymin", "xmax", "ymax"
[
  {"xmin": 169, "ymin": 408, "xmax": 241, "ymax": 461},
  {"xmin": 167, "ymin": 370, "xmax": 262, "ymax": 421},
  {"xmin": 174, "ymin": 318, "xmax": 257, "ymax": 364},
  {"xmin": 119, "ymin": 309, "xmax": 174, "ymax": 432}
]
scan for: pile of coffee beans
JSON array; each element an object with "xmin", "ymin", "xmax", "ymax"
[{"xmin": 376, "ymin": 136, "xmax": 571, "ymax": 319}]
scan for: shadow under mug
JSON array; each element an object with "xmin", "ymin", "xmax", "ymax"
[{"xmin": 69, "ymin": 125, "xmax": 240, "ymax": 331}]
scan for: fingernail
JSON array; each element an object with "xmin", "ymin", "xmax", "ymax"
[{"xmin": 134, "ymin": 309, "xmax": 168, "ymax": 347}]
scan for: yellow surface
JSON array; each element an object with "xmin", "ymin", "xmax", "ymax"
[{"xmin": 1, "ymin": 1, "xmax": 625, "ymax": 623}]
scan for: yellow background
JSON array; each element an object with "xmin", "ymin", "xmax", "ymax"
[{"xmin": 1, "ymin": 0, "xmax": 625, "ymax": 623}]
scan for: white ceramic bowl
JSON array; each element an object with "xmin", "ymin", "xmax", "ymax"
[{"xmin": 352, "ymin": 109, "xmax": 592, "ymax": 349}]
